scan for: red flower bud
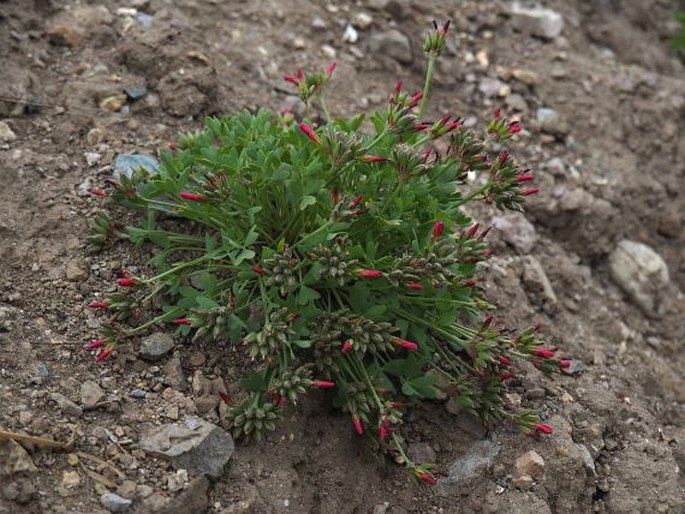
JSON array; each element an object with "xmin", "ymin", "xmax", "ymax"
[
  {"xmin": 508, "ymin": 121, "xmax": 522, "ymax": 134},
  {"xmin": 408, "ymin": 281, "xmax": 424, "ymax": 290},
  {"xmin": 357, "ymin": 269, "xmax": 383, "ymax": 278},
  {"xmin": 250, "ymin": 265, "xmax": 266, "ymax": 275},
  {"xmin": 95, "ymin": 346, "xmax": 112, "ymax": 362},
  {"xmin": 349, "ymin": 194, "xmax": 363, "ymax": 208},
  {"xmin": 341, "ymin": 340, "xmax": 354, "ymax": 354},
  {"xmin": 179, "ymin": 191, "xmax": 206, "ymax": 202},
  {"xmin": 168, "ymin": 142, "xmax": 178, "ymax": 151},
  {"xmin": 312, "ymin": 380, "xmax": 336, "ymax": 389},
  {"xmin": 432, "ymin": 221, "xmax": 444, "ymax": 239},
  {"xmin": 88, "ymin": 301, "xmax": 109, "ymax": 309},
  {"xmin": 218, "ymin": 391, "xmax": 230, "ymax": 404},
  {"xmin": 172, "ymin": 318, "xmax": 191, "ymax": 325},
  {"xmin": 326, "ymin": 61, "xmax": 337, "ymax": 77},
  {"xmin": 416, "ymin": 470, "xmax": 438, "ymax": 486},
  {"xmin": 117, "ymin": 278, "xmax": 137, "ymax": 287},
  {"xmin": 533, "ymin": 348, "xmax": 556, "ymax": 359},
  {"xmin": 393, "ymin": 338, "xmax": 418, "ymax": 351},
  {"xmin": 522, "ymin": 187, "xmax": 539, "ymax": 196},
  {"xmin": 352, "ymin": 416, "xmax": 364, "ymax": 435},
  {"xmin": 331, "ymin": 189, "xmax": 341, "ymax": 204},
  {"xmin": 533, "ymin": 422, "xmax": 553, "ymax": 434},
  {"xmin": 466, "ymin": 223, "xmax": 479, "ymax": 237},
  {"xmin": 494, "ymin": 107, "xmax": 502, "ymax": 119},
  {"xmin": 560, "ymin": 359, "xmax": 571, "ymax": 369},
  {"xmin": 516, "ymin": 173, "xmax": 535, "ymax": 183},
  {"xmin": 408, "ymin": 91, "xmax": 424, "ymax": 108},
  {"xmin": 298, "ymin": 123, "xmax": 321, "ymax": 145},
  {"xmin": 283, "ymin": 74, "xmax": 299, "ymax": 85},
  {"xmin": 91, "ymin": 187, "xmax": 107, "ymax": 197},
  {"xmin": 389, "ymin": 402, "xmax": 403, "ymax": 409},
  {"xmin": 500, "ymin": 371, "xmax": 514, "ymax": 381},
  {"xmin": 86, "ymin": 339, "xmax": 104, "ymax": 350},
  {"xmin": 496, "ymin": 354, "xmax": 512, "ymax": 367}
]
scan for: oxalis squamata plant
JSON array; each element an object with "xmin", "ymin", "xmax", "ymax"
[{"xmin": 86, "ymin": 21, "xmax": 568, "ymax": 485}]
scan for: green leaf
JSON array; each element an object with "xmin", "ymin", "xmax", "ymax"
[
  {"xmin": 240, "ymin": 370, "xmax": 267, "ymax": 392},
  {"xmin": 299, "ymin": 195, "xmax": 317, "ymax": 211},
  {"xmin": 292, "ymin": 339, "xmax": 313, "ymax": 348},
  {"xmin": 196, "ymin": 296, "xmax": 220, "ymax": 310},
  {"xmin": 405, "ymin": 375, "xmax": 438, "ymax": 399},
  {"xmin": 298, "ymin": 285, "xmax": 321, "ymax": 306},
  {"xmin": 234, "ymin": 248, "xmax": 256, "ymax": 266},
  {"xmin": 365, "ymin": 304, "xmax": 386, "ymax": 318}
]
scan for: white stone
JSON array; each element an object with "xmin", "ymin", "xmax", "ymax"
[
  {"xmin": 510, "ymin": 4, "xmax": 564, "ymax": 39},
  {"xmin": 0, "ymin": 121, "xmax": 17, "ymax": 143},
  {"xmin": 609, "ymin": 240, "xmax": 671, "ymax": 317}
]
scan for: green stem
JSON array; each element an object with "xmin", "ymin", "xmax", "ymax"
[
  {"xmin": 418, "ymin": 55, "xmax": 436, "ymax": 119},
  {"xmin": 318, "ymin": 92, "xmax": 331, "ymax": 123},
  {"xmin": 144, "ymin": 253, "xmax": 216, "ymax": 283}
]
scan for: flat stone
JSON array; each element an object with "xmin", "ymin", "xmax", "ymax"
[
  {"xmin": 101, "ymin": 492, "xmax": 133, "ymax": 512},
  {"xmin": 0, "ymin": 440, "xmax": 37, "ymax": 476},
  {"xmin": 61, "ymin": 470, "xmax": 81, "ymax": 489},
  {"xmin": 408, "ymin": 442, "xmax": 437, "ymax": 464},
  {"xmin": 536, "ymin": 107, "xmax": 569, "ymax": 135},
  {"xmin": 100, "ymin": 94, "xmax": 128, "ymax": 112},
  {"xmin": 512, "ymin": 473, "xmax": 534, "ymax": 490},
  {"xmin": 0, "ymin": 121, "xmax": 17, "ymax": 143},
  {"xmin": 510, "ymin": 4, "xmax": 564, "ymax": 39},
  {"xmin": 609, "ymin": 240, "xmax": 671, "ymax": 317},
  {"xmin": 514, "ymin": 449, "xmax": 545, "ymax": 478},
  {"xmin": 163, "ymin": 356, "xmax": 187, "ymax": 390},
  {"xmin": 46, "ymin": 23, "xmax": 86, "ymax": 47},
  {"xmin": 491, "ymin": 213, "xmax": 538, "ymax": 254},
  {"xmin": 368, "ymin": 29, "xmax": 412, "ymax": 64},
  {"xmin": 51, "ymin": 393, "xmax": 83, "ymax": 418},
  {"xmin": 139, "ymin": 332, "xmax": 176, "ymax": 361},
  {"xmin": 65, "ymin": 260, "xmax": 89, "ymax": 282},
  {"xmin": 438, "ymin": 440, "xmax": 499, "ymax": 491},
  {"xmin": 165, "ymin": 476, "xmax": 209, "ymax": 514},
  {"xmin": 137, "ymin": 417, "xmax": 234, "ymax": 478},
  {"xmin": 80, "ymin": 380, "xmax": 105, "ymax": 409},
  {"xmin": 521, "ymin": 256, "xmax": 557, "ymax": 304},
  {"xmin": 167, "ymin": 469, "xmax": 188, "ymax": 493}
]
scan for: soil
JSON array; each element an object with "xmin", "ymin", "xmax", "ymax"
[{"xmin": 1, "ymin": 0, "xmax": 685, "ymax": 513}]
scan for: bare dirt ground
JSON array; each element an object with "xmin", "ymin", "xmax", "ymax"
[{"xmin": 1, "ymin": 0, "xmax": 685, "ymax": 513}]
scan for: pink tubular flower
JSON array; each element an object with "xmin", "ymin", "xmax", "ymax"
[
  {"xmin": 408, "ymin": 91, "xmax": 423, "ymax": 108},
  {"xmin": 88, "ymin": 300, "xmax": 109, "ymax": 309},
  {"xmin": 341, "ymin": 340, "xmax": 354, "ymax": 354},
  {"xmin": 352, "ymin": 416, "xmax": 364, "ymax": 435},
  {"xmin": 533, "ymin": 347, "xmax": 556, "ymax": 359},
  {"xmin": 499, "ymin": 371, "xmax": 514, "ymax": 381},
  {"xmin": 357, "ymin": 269, "xmax": 383, "ymax": 278},
  {"xmin": 298, "ymin": 123, "xmax": 321, "ymax": 145},
  {"xmin": 408, "ymin": 281, "xmax": 424, "ymax": 290},
  {"xmin": 117, "ymin": 278, "xmax": 137, "ymax": 287},
  {"xmin": 179, "ymin": 191, "xmax": 206, "ymax": 202},
  {"xmin": 432, "ymin": 221, "xmax": 444, "ymax": 240},
  {"xmin": 218, "ymin": 391, "xmax": 230, "ymax": 404},
  {"xmin": 522, "ymin": 187, "xmax": 539, "ymax": 196},
  {"xmin": 312, "ymin": 379, "xmax": 336, "ymax": 389},
  {"xmin": 283, "ymin": 74, "xmax": 299, "ymax": 85},
  {"xmin": 393, "ymin": 338, "xmax": 418, "ymax": 351},
  {"xmin": 326, "ymin": 61, "xmax": 337, "ymax": 77},
  {"xmin": 91, "ymin": 187, "xmax": 107, "ymax": 197},
  {"xmin": 172, "ymin": 318, "xmax": 190, "ymax": 325},
  {"xmin": 494, "ymin": 107, "xmax": 502, "ymax": 119},
  {"xmin": 95, "ymin": 346, "xmax": 112, "ymax": 362},
  {"xmin": 533, "ymin": 422, "xmax": 553, "ymax": 435},
  {"xmin": 86, "ymin": 339, "xmax": 104, "ymax": 350},
  {"xmin": 168, "ymin": 142, "xmax": 178, "ymax": 151},
  {"xmin": 560, "ymin": 359, "xmax": 571, "ymax": 369},
  {"xmin": 250, "ymin": 265, "xmax": 266, "ymax": 275}
]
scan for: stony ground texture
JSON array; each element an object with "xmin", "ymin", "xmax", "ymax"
[{"xmin": 1, "ymin": 0, "xmax": 685, "ymax": 513}]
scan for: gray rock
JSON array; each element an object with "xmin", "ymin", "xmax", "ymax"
[
  {"xmin": 609, "ymin": 240, "xmax": 671, "ymax": 317},
  {"xmin": 510, "ymin": 4, "xmax": 564, "ymax": 39},
  {"xmin": 438, "ymin": 440, "xmax": 499, "ymax": 491},
  {"xmin": 367, "ymin": 0, "xmax": 410, "ymax": 19},
  {"xmin": 407, "ymin": 442, "xmax": 437, "ymax": 464},
  {"xmin": 536, "ymin": 107, "xmax": 569, "ymax": 136},
  {"xmin": 491, "ymin": 213, "xmax": 538, "ymax": 254},
  {"xmin": 80, "ymin": 380, "xmax": 105, "ymax": 409},
  {"xmin": 368, "ymin": 30, "xmax": 412, "ymax": 64},
  {"xmin": 65, "ymin": 260, "xmax": 89, "ymax": 281},
  {"xmin": 167, "ymin": 469, "xmax": 188, "ymax": 493},
  {"xmin": 521, "ymin": 256, "xmax": 557, "ymax": 304},
  {"xmin": 0, "ymin": 121, "xmax": 17, "ymax": 143},
  {"xmin": 130, "ymin": 388, "xmax": 147, "ymax": 399},
  {"xmin": 513, "ymin": 450, "xmax": 545, "ymax": 478},
  {"xmin": 113, "ymin": 154, "xmax": 160, "ymax": 179},
  {"xmin": 51, "ymin": 393, "xmax": 83, "ymax": 418},
  {"xmin": 101, "ymin": 492, "xmax": 133, "ymax": 512},
  {"xmin": 35, "ymin": 362, "xmax": 50, "ymax": 383},
  {"xmin": 139, "ymin": 332, "xmax": 176, "ymax": 361},
  {"xmin": 165, "ymin": 476, "xmax": 209, "ymax": 514},
  {"xmin": 84, "ymin": 152, "xmax": 102, "ymax": 167},
  {"xmin": 479, "ymin": 77, "xmax": 506, "ymax": 98},
  {"xmin": 505, "ymin": 93, "xmax": 528, "ymax": 112},
  {"xmin": 0, "ymin": 440, "xmax": 37, "ymax": 476},
  {"xmin": 137, "ymin": 417, "xmax": 234, "ymax": 478},
  {"xmin": 163, "ymin": 356, "xmax": 187, "ymax": 390}
]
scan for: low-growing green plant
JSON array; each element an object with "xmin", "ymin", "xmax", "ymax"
[
  {"xmin": 674, "ymin": 11, "xmax": 685, "ymax": 53},
  {"xmin": 87, "ymin": 21, "xmax": 566, "ymax": 484}
]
